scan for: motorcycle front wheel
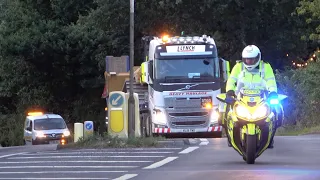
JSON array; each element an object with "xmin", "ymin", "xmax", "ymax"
[{"xmin": 246, "ymin": 134, "xmax": 257, "ymax": 164}]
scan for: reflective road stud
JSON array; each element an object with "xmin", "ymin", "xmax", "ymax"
[
  {"xmin": 108, "ymin": 91, "xmax": 128, "ymax": 138},
  {"xmin": 74, "ymin": 123, "xmax": 83, "ymax": 142},
  {"xmin": 84, "ymin": 121, "xmax": 94, "ymax": 138}
]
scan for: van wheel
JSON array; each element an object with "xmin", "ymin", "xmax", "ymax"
[{"xmin": 32, "ymin": 140, "xmax": 38, "ymax": 145}]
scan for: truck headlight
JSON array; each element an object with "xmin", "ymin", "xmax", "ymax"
[
  {"xmin": 154, "ymin": 108, "xmax": 167, "ymax": 125},
  {"xmin": 210, "ymin": 110, "xmax": 219, "ymax": 123},
  {"xmin": 63, "ymin": 130, "xmax": 71, "ymax": 136}
]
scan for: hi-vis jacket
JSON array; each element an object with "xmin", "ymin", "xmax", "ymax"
[{"xmin": 226, "ymin": 60, "xmax": 277, "ymax": 94}]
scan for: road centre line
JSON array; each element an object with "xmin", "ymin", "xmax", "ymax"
[
  {"xmin": 199, "ymin": 138, "xmax": 209, "ymax": 145},
  {"xmin": 0, "ymin": 178, "xmax": 110, "ymax": 180},
  {"xmin": 0, "ymin": 165, "xmax": 138, "ymax": 169},
  {"xmin": 0, "ymin": 152, "xmax": 27, "ymax": 159},
  {"xmin": 51, "ymin": 147, "xmax": 182, "ymax": 152},
  {"xmin": 178, "ymin": 146, "xmax": 199, "ymax": 154},
  {"xmin": 29, "ymin": 151, "xmax": 174, "ymax": 155},
  {"xmin": 8, "ymin": 155, "xmax": 165, "ymax": 159},
  {"xmin": 143, "ymin": 157, "xmax": 178, "ymax": 169},
  {"xmin": 0, "ymin": 171, "xmax": 128, "ymax": 174},
  {"xmin": 0, "ymin": 160, "xmax": 153, "ymax": 164},
  {"xmin": 113, "ymin": 174, "xmax": 138, "ymax": 180}
]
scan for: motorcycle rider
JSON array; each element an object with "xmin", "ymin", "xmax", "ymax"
[{"xmin": 221, "ymin": 45, "xmax": 284, "ymax": 148}]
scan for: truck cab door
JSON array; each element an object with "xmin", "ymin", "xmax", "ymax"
[
  {"xmin": 219, "ymin": 58, "xmax": 230, "ymax": 82},
  {"xmin": 141, "ymin": 61, "xmax": 149, "ymax": 84}
]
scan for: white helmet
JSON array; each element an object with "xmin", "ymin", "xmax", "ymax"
[{"xmin": 241, "ymin": 45, "xmax": 261, "ymax": 71}]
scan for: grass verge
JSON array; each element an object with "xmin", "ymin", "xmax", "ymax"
[
  {"xmin": 276, "ymin": 125, "xmax": 320, "ymax": 136},
  {"xmin": 57, "ymin": 133, "xmax": 166, "ymax": 150}
]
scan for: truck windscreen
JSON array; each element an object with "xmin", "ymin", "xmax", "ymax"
[{"xmin": 154, "ymin": 57, "xmax": 219, "ymax": 82}]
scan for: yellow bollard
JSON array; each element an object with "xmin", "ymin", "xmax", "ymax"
[
  {"xmin": 74, "ymin": 123, "xmax": 83, "ymax": 142},
  {"xmin": 83, "ymin": 121, "xmax": 94, "ymax": 138},
  {"xmin": 108, "ymin": 91, "xmax": 128, "ymax": 138}
]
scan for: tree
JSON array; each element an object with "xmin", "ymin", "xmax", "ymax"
[{"xmin": 296, "ymin": 0, "xmax": 320, "ymax": 41}]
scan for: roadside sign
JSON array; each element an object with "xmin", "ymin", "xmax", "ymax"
[{"xmin": 109, "ymin": 93, "xmax": 124, "ymax": 107}]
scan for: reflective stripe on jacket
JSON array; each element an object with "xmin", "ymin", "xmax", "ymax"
[{"xmin": 226, "ymin": 60, "xmax": 277, "ymax": 94}]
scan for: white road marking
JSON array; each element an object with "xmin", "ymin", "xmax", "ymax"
[
  {"xmin": 143, "ymin": 157, "xmax": 178, "ymax": 169},
  {"xmin": 48, "ymin": 147, "xmax": 182, "ymax": 152},
  {"xmin": 0, "ymin": 166, "xmax": 138, "ymax": 169},
  {"xmin": 0, "ymin": 152, "xmax": 27, "ymax": 159},
  {"xmin": 30, "ymin": 151, "xmax": 174, "ymax": 155},
  {"xmin": 0, "ymin": 171, "xmax": 127, "ymax": 174},
  {"xmin": 0, "ymin": 160, "xmax": 152, "ymax": 164},
  {"xmin": 0, "ymin": 178, "xmax": 110, "ymax": 180},
  {"xmin": 199, "ymin": 138, "xmax": 209, "ymax": 145},
  {"xmin": 113, "ymin": 174, "xmax": 138, "ymax": 180},
  {"xmin": 8, "ymin": 155, "xmax": 164, "ymax": 159},
  {"xmin": 178, "ymin": 146, "xmax": 199, "ymax": 154}
]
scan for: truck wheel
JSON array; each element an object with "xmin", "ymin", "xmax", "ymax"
[
  {"xmin": 146, "ymin": 115, "xmax": 152, "ymax": 137},
  {"xmin": 140, "ymin": 113, "xmax": 147, "ymax": 137}
]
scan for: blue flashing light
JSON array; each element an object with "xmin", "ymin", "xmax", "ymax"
[{"xmin": 269, "ymin": 98, "xmax": 279, "ymax": 105}]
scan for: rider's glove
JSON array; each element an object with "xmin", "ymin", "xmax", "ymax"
[
  {"xmin": 226, "ymin": 90, "xmax": 235, "ymax": 97},
  {"xmin": 226, "ymin": 90, "xmax": 236, "ymax": 104}
]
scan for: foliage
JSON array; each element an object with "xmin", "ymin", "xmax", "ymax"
[
  {"xmin": 296, "ymin": 0, "xmax": 320, "ymax": 41},
  {"xmin": 275, "ymin": 50, "xmax": 320, "ymax": 128}
]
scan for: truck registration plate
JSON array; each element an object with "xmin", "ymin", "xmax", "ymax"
[
  {"xmin": 182, "ymin": 129, "xmax": 195, "ymax": 132},
  {"xmin": 201, "ymin": 97, "xmax": 212, "ymax": 106}
]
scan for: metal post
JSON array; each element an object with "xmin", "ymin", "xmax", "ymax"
[{"xmin": 128, "ymin": 0, "xmax": 135, "ymax": 138}]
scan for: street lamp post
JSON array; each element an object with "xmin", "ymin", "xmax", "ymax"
[{"xmin": 128, "ymin": 0, "xmax": 135, "ymax": 138}]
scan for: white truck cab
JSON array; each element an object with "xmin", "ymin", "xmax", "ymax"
[{"xmin": 23, "ymin": 112, "xmax": 71, "ymax": 145}]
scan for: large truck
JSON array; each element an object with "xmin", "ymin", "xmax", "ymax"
[{"xmin": 104, "ymin": 34, "xmax": 230, "ymax": 138}]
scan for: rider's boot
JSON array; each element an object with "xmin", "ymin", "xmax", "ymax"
[
  {"xmin": 227, "ymin": 138, "xmax": 232, "ymax": 147},
  {"xmin": 268, "ymin": 136, "xmax": 274, "ymax": 149}
]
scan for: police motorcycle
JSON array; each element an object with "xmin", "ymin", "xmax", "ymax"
[{"xmin": 216, "ymin": 88, "xmax": 287, "ymax": 164}]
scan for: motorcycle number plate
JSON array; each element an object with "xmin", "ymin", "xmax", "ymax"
[
  {"xmin": 201, "ymin": 97, "xmax": 212, "ymax": 106},
  {"xmin": 182, "ymin": 129, "xmax": 195, "ymax": 132}
]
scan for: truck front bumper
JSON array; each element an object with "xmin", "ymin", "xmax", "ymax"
[{"xmin": 153, "ymin": 125, "xmax": 222, "ymax": 134}]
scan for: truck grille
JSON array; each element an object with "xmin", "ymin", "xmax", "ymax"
[
  {"xmin": 165, "ymin": 109, "xmax": 210, "ymax": 128},
  {"xmin": 172, "ymin": 121, "xmax": 206, "ymax": 126},
  {"xmin": 164, "ymin": 97, "xmax": 202, "ymax": 108}
]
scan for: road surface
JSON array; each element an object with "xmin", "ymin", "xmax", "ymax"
[{"xmin": 0, "ymin": 136, "xmax": 319, "ymax": 179}]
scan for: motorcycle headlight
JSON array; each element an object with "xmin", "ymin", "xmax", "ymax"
[
  {"xmin": 154, "ymin": 108, "xmax": 167, "ymax": 125},
  {"xmin": 235, "ymin": 105, "xmax": 251, "ymax": 119},
  {"xmin": 252, "ymin": 104, "xmax": 268, "ymax": 119},
  {"xmin": 235, "ymin": 104, "xmax": 269, "ymax": 120}
]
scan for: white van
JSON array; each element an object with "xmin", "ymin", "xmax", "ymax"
[{"xmin": 23, "ymin": 112, "xmax": 71, "ymax": 145}]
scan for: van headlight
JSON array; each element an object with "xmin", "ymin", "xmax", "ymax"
[
  {"xmin": 36, "ymin": 131, "xmax": 46, "ymax": 138},
  {"xmin": 63, "ymin": 130, "xmax": 71, "ymax": 136},
  {"xmin": 153, "ymin": 108, "xmax": 167, "ymax": 125}
]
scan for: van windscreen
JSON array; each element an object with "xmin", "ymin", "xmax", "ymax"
[{"xmin": 34, "ymin": 118, "xmax": 66, "ymax": 130}]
